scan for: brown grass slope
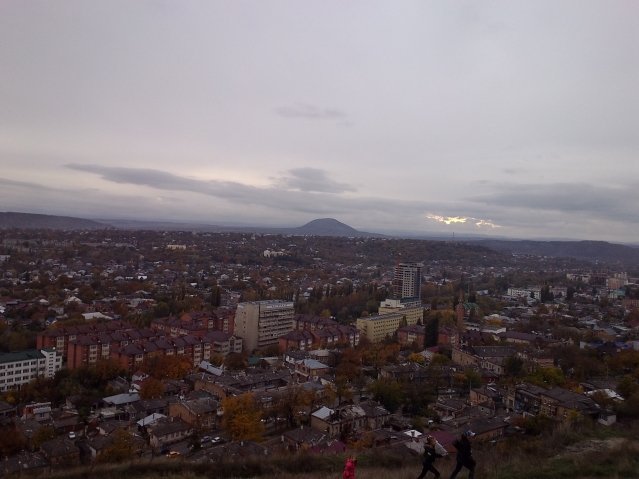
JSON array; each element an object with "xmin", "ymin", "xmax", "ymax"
[{"xmin": 45, "ymin": 421, "xmax": 639, "ymax": 479}]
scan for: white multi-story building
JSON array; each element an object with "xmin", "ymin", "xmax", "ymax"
[
  {"xmin": 235, "ymin": 300, "xmax": 295, "ymax": 351},
  {"xmin": 0, "ymin": 348, "xmax": 62, "ymax": 392}
]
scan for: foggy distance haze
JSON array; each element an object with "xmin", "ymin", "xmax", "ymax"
[{"xmin": 1, "ymin": 1, "xmax": 638, "ymax": 241}]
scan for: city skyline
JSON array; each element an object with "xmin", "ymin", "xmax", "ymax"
[{"xmin": 1, "ymin": 2, "xmax": 638, "ymax": 241}]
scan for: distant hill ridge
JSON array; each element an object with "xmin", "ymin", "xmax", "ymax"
[
  {"xmin": 472, "ymin": 239, "xmax": 639, "ymax": 266},
  {"xmin": 0, "ymin": 212, "xmax": 110, "ymax": 230},
  {"xmin": 3, "ymin": 212, "xmax": 639, "ymax": 265},
  {"xmin": 99, "ymin": 217, "xmax": 384, "ymax": 237}
]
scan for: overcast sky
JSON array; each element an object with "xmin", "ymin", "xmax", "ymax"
[{"xmin": 1, "ymin": 1, "xmax": 638, "ymax": 241}]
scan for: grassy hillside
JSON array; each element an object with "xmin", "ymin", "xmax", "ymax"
[{"xmin": 48, "ymin": 421, "xmax": 639, "ymax": 479}]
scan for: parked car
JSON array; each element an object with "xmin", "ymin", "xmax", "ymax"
[
  {"xmin": 68, "ymin": 432, "xmax": 76, "ymax": 439},
  {"xmin": 211, "ymin": 437, "xmax": 224, "ymax": 444},
  {"xmin": 166, "ymin": 451, "xmax": 181, "ymax": 458},
  {"xmin": 201, "ymin": 436, "xmax": 211, "ymax": 443}
]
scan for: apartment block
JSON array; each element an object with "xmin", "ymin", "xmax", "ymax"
[
  {"xmin": 0, "ymin": 348, "xmax": 62, "ymax": 392},
  {"xmin": 67, "ymin": 328, "xmax": 166, "ymax": 369},
  {"xmin": 110, "ymin": 335, "xmax": 213, "ymax": 370},
  {"xmin": 37, "ymin": 322, "xmax": 135, "ymax": 359},
  {"xmin": 378, "ymin": 297, "xmax": 424, "ymax": 324},
  {"xmin": 393, "ymin": 262, "xmax": 423, "ymax": 299},
  {"xmin": 235, "ymin": 300, "xmax": 295, "ymax": 351},
  {"xmin": 356, "ymin": 312, "xmax": 407, "ymax": 342}
]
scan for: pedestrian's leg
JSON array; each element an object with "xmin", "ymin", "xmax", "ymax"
[
  {"xmin": 448, "ymin": 461, "xmax": 463, "ymax": 479},
  {"xmin": 417, "ymin": 464, "xmax": 429, "ymax": 479},
  {"xmin": 467, "ymin": 463, "xmax": 475, "ymax": 479},
  {"xmin": 428, "ymin": 464, "xmax": 440, "ymax": 478}
]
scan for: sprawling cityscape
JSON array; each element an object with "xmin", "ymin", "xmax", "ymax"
[
  {"xmin": 1, "ymin": 1, "xmax": 638, "ymax": 478},
  {"xmin": 0, "ymin": 225, "xmax": 637, "ymax": 477}
]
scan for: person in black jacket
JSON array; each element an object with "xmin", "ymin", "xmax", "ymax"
[
  {"xmin": 417, "ymin": 435, "xmax": 446, "ymax": 479},
  {"xmin": 449, "ymin": 430, "xmax": 476, "ymax": 479}
]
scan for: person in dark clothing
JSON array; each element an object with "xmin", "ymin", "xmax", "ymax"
[
  {"xmin": 449, "ymin": 430, "xmax": 476, "ymax": 479},
  {"xmin": 417, "ymin": 435, "xmax": 447, "ymax": 479}
]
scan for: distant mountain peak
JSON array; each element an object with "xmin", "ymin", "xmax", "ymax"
[{"xmin": 290, "ymin": 218, "xmax": 383, "ymax": 237}]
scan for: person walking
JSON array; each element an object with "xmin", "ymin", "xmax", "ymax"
[
  {"xmin": 343, "ymin": 455, "xmax": 357, "ymax": 479},
  {"xmin": 417, "ymin": 435, "xmax": 447, "ymax": 479},
  {"xmin": 449, "ymin": 430, "xmax": 476, "ymax": 479}
]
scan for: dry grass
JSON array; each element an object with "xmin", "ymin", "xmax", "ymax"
[{"xmin": 45, "ymin": 421, "xmax": 639, "ymax": 479}]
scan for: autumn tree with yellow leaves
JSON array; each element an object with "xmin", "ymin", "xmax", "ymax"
[{"xmin": 222, "ymin": 393, "xmax": 264, "ymax": 441}]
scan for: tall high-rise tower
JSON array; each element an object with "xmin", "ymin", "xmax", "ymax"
[{"xmin": 393, "ymin": 262, "xmax": 423, "ymax": 300}]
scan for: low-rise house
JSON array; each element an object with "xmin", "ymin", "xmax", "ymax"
[
  {"xmin": 40, "ymin": 437, "xmax": 80, "ymax": 467},
  {"xmin": 85, "ymin": 435, "xmax": 114, "ymax": 459},
  {"xmin": 148, "ymin": 418, "xmax": 192, "ymax": 447},
  {"xmin": 130, "ymin": 397, "xmax": 174, "ymax": 423},
  {"xmin": 0, "ymin": 453, "xmax": 49, "ymax": 477},
  {"xmin": 507, "ymin": 383, "xmax": 546, "ymax": 416},
  {"xmin": 397, "ymin": 325, "xmax": 425, "ymax": 347},
  {"xmin": 539, "ymin": 387, "xmax": 603, "ymax": 421},
  {"xmin": 470, "ymin": 385, "xmax": 506, "ymax": 407},
  {"xmin": 310, "ymin": 405, "xmax": 368, "ymax": 437},
  {"xmin": 438, "ymin": 326, "xmax": 459, "ymax": 347},
  {"xmin": 169, "ymin": 398, "xmax": 219, "ymax": 429},
  {"xmin": 0, "ymin": 400, "xmax": 17, "ymax": 418},
  {"xmin": 294, "ymin": 359, "xmax": 330, "ymax": 382},
  {"xmin": 380, "ymin": 363, "xmax": 428, "ymax": 383},
  {"xmin": 433, "ymin": 397, "xmax": 468, "ymax": 419},
  {"xmin": 205, "ymin": 331, "xmax": 243, "ymax": 356},
  {"xmin": 359, "ymin": 403, "xmax": 391, "ymax": 430}
]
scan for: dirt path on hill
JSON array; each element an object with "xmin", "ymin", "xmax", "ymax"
[{"xmin": 561, "ymin": 437, "xmax": 633, "ymax": 456}]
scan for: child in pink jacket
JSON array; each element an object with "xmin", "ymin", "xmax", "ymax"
[{"xmin": 343, "ymin": 455, "xmax": 357, "ymax": 479}]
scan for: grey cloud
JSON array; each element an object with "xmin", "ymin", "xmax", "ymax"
[
  {"xmin": 275, "ymin": 103, "xmax": 346, "ymax": 119},
  {"xmin": 0, "ymin": 176, "xmax": 184, "ymax": 220},
  {"xmin": 469, "ymin": 181, "xmax": 639, "ymax": 222},
  {"xmin": 279, "ymin": 167, "xmax": 356, "ymax": 193},
  {"xmin": 65, "ymin": 164, "xmax": 434, "ymax": 218},
  {"xmin": 5, "ymin": 168, "xmax": 638, "ymax": 241}
]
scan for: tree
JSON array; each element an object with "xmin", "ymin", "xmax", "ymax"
[
  {"xmin": 31, "ymin": 426, "xmax": 55, "ymax": 449},
  {"xmin": 523, "ymin": 366, "xmax": 565, "ymax": 388},
  {"xmin": 617, "ymin": 375, "xmax": 639, "ymax": 399},
  {"xmin": 97, "ymin": 430, "xmax": 136, "ymax": 463},
  {"xmin": 209, "ymin": 354, "xmax": 224, "ymax": 367},
  {"xmin": 424, "ymin": 315, "xmax": 439, "ymax": 348},
  {"xmin": 368, "ymin": 380, "xmax": 404, "ymax": 413},
  {"xmin": 139, "ymin": 377, "xmax": 165, "ymax": 399},
  {"xmin": 430, "ymin": 354, "xmax": 451, "ymax": 367},
  {"xmin": 407, "ymin": 353, "xmax": 425, "ymax": 365},
  {"xmin": 504, "ymin": 356, "xmax": 525, "ymax": 378},
  {"xmin": 326, "ymin": 376, "xmax": 354, "ymax": 406},
  {"xmin": 224, "ymin": 353, "xmax": 247, "ymax": 371},
  {"xmin": 142, "ymin": 354, "xmax": 192, "ymax": 380},
  {"xmin": 112, "ymin": 299, "xmax": 129, "ymax": 317},
  {"xmin": 222, "ymin": 393, "xmax": 264, "ymax": 441},
  {"xmin": 0, "ymin": 424, "xmax": 24, "ymax": 457},
  {"xmin": 354, "ymin": 374, "xmax": 369, "ymax": 399},
  {"xmin": 464, "ymin": 369, "xmax": 482, "ymax": 388},
  {"xmin": 335, "ymin": 361, "xmax": 360, "ymax": 382},
  {"xmin": 276, "ymin": 385, "xmax": 313, "ymax": 427}
]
